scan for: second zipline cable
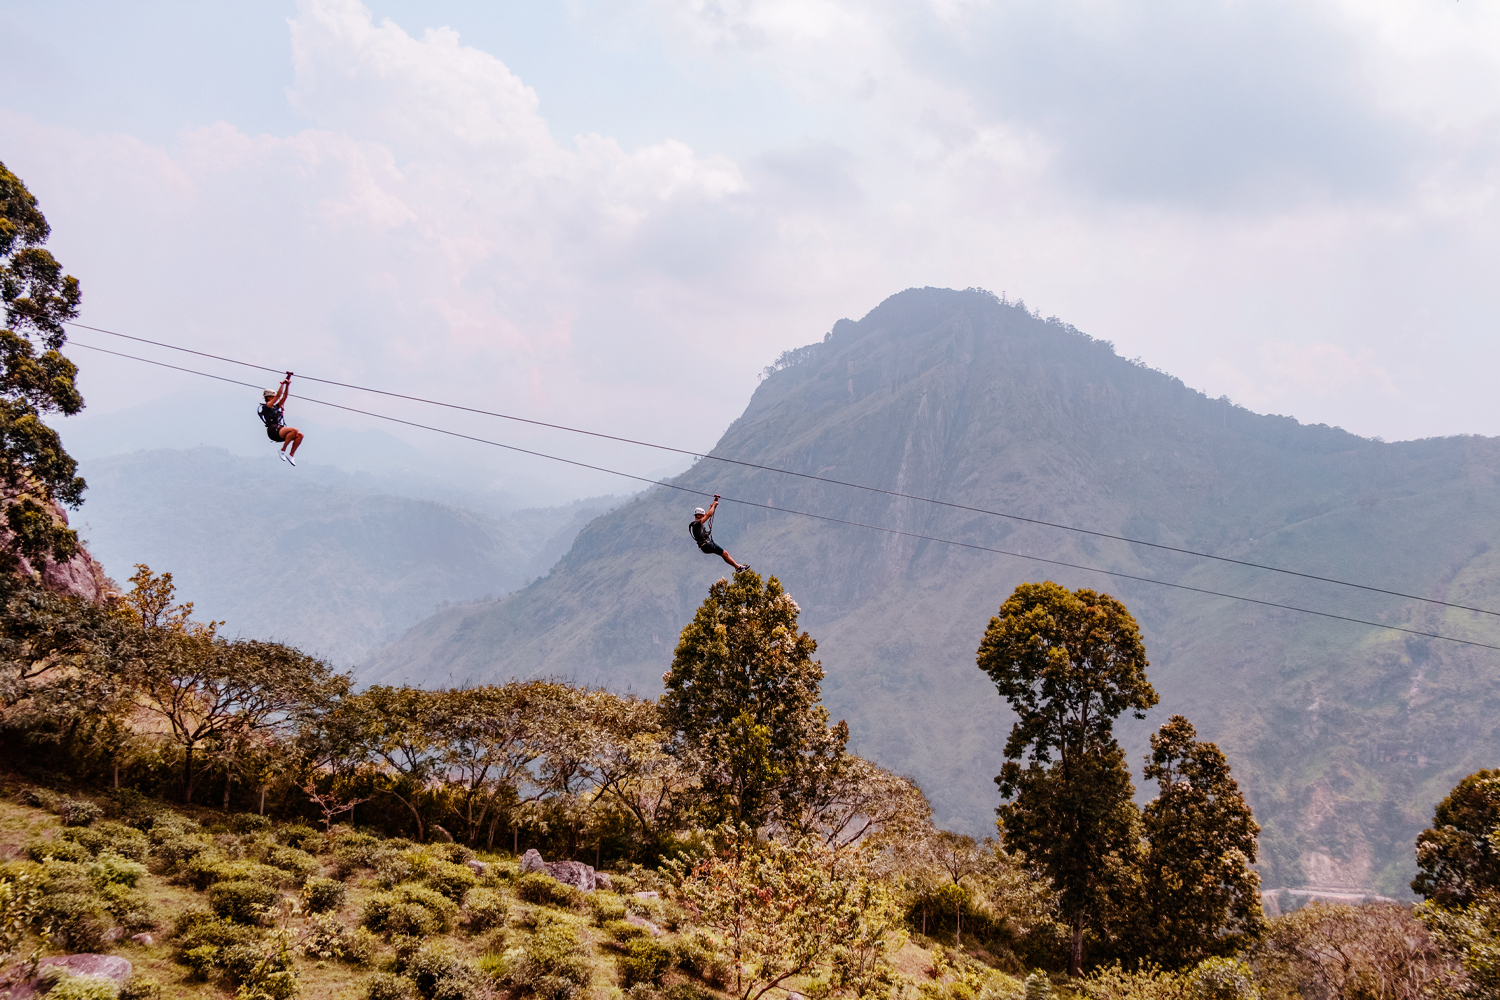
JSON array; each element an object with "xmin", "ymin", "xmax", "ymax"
[
  {"xmin": 65, "ymin": 319, "xmax": 1500, "ymax": 621},
  {"xmin": 66, "ymin": 338, "xmax": 1500, "ymax": 653}
]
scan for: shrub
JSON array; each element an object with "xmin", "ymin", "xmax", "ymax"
[
  {"xmin": 405, "ymin": 947, "xmax": 478, "ymax": 1000},
  {"xmin": 92, "ymin": 823, "xmax": 150, "ymax": 862},
  {"xmin": 303, "ymin": 876, "xmax": 347, "ymax": 913},
  {"xmin": 23, "ymin": 787, "xmax": 58, "ymax": 809},
  {"xmin": 604, "ymin": 919, "xmax": 647, "ymax": 942},
  {"xmin": 607, "ymin": 872, "xmax": 640, "ymax": 895},
  {"xmin": 90, "ymin": 851, "xmax": 148, "ymax": 889},
  {"xmin": 118, "ymin": 974, "xmax": 163, "ymax": 1000},
  {"xmin": 175, "ymin": 913, "xmax": 257, "ymax": 963},
  {"xmin": 302, "ymin": 911, "xmax": 370, "ymax": 963},
  {"xmin": 331, "ymin": 842, "xmax": 377, "ymax": 879},
  {"xmin": 275, "ymin": 823, "xmax": 317, "ymax": 848},
  {"xmin": 673, "ymin": 933, "xmax": 730, "ymax": 988},
  {"xmin": 367, "ymin": 972, "xmax": 418, "ymax": 1000},
  {"xmin": 426, "ymin": 861, "xmax": 477, "ymax": 903},
  {"xmin": 27, "ymin": 839, "xmax": 91, "ymax": 864},
  {"xmin": 499, "ymin": 916, "xmax": 590, "ymax": 989},
  {"xmin": 515, "ymin": 872, "xmax": 581, "ymax": 908},
  {"xmin": 43, "ymin": 891, "xmax": 111, "ymax": 950},
  {"xmin": 209, "ymin": 880, "xmax": 279, "ymax": 923},
  {"xmin": 363, "ymin": 885, "xmax": 456, "ymax": 936},
  {"xmin": 428, "ymin": 843, "xmax": 475, "ymax": 865},
  {"xmin": 57, "ymin": 798, "xmax": 103, "ymax": 827},
  {"xmin": 374, "ymin": 852, "xmax": 420, "ymax": 889},
  {"xmin": 184, "ymin": 858, "xmax": 288, "ymax": 891},
  {"xmin": 1189, "ymin": 958, "xmax": 1257, "ymax": 1000},
  {"xmin": 463, "ymin": 888, "xmax": 507, "ymax": 932},
  {"xmin": 43, "ymin": 973, "xmax": 117, "ymax": 1000},
  {"xmin": 265, "ymin": 845, "xmax": 319, "ymax": 881},
  {"xmin": 620, "ymin": 937, "xmax": 672, "ymax": 987},
  {"xmin": 151, "ymin": 834, "xmax": 212, "ymax": 871},
  {"xmin": 231, "ymin": 813, "xmax": 273, "ymax": 834},
  {"xmin": 587, "ymin": 891, "xmax": 627, "ymax": 923},
  {"xmin": 59, "ymin": 826, "xmax": 109, "ymax": 855}
]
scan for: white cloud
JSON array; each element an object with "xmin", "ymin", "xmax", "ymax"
[{"xmin": 7, "ymin": 0, "xmax": 1500, "ymax": 486}]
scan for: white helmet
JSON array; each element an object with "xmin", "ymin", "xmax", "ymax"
[{"xmin": 694, "ymin": 507, "xmax": 706, "ymax": 516}]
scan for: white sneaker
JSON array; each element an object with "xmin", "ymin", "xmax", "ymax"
[
  {"xmin": 287, "ymin": 454, "xmax": 297, "ymax": 467},
  {"xmin": 278, "ymin": 451, "xmax": 287, "ymax": 463}
]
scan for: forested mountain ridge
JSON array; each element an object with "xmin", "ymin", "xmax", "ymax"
[
  {"xmin": 74, "ymin": 448, "xmax": 621, "ymax": 664},
  {"xmin": 363, "ymin": 287, "xmax": 1500, "ymax": 898}
]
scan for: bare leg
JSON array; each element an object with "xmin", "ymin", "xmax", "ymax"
[
  {"xmin": 280, "ymin": 426, "xmax": 304, "ymax": 456},
  {"xmin": 289, "ymin": 429, "xmax": 304, "ymax": 457},
  {"xmin": 720, "ymin": 550, "xmax": 745, "ymax": 571}
]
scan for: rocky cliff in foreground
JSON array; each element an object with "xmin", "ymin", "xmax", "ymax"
[{"xmin": 364, "ymin": 287, "xmax": 1500, "ymax": 897}]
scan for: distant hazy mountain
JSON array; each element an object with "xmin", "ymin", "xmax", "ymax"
[
  {"xmin": 75, "ymin": 447, "xmax": 621, "ymax": 665},
  {"xmin": 362, "ymin": 287, "xmax": 1500, "ymax": 898}
]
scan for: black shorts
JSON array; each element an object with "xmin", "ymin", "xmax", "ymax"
[
  {"xmin": 266, "ymin": 424, "xmax": 283, "ymax": 442},
  {"xmin": 698, "ymin": 541, "xmax": 724, "ymax": 557}
]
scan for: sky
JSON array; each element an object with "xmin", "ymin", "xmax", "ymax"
[{"xmin": 5, "ymin": 0, "xmax": 1500, "ymax": 501}]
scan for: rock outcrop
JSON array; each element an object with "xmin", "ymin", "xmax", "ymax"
[
  {"xmin": 4, "ymin": 954, "xmax": 132, "ymax": 999},
  {"xmin": 519, "ymin": 848, "xmax": 600, "ymax": 892}
]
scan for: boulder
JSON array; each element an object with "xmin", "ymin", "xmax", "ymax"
[
  {"xmin": 520, "ymin": 849, "xmax": 547, "ymax": 875},
  {"xmin": 634, "ymin": 890, "xmax": 660, "ymax": 900},
  {"xmin": 5, "ymin": 954, "xmax": 132, "ymax": 999},
  {"xmin": 544, "ymin": 860, "xmax": 596, "ymax": 892},
  {"xmin": 130, "ymin": 933, "xmax": 154, "ymax": 946},
  {"xmin": 466, "ymin": 859, "xmax": 488, "ymax": 876},
  {"xmin": 594, "ymin": 871, "xmax": 613, "ymax": 891},
  {"xmin": 626, "ymin": 913, "xmax": 663, "ymax": 936}
]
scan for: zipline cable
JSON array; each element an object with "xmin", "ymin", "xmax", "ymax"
[
  {"xmin": 67, "ymin": 338, "xmax": 1500, "ymax": 653},
  {"xmin": 65, "ymin": 320, "xmax": 1500, "ymax": 621}
]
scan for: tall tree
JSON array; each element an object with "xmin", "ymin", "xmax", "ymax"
[
  {"xmin": 0, "ymin": 162, "xmax": 86, "ymax": 574},
  {"xmin": 1413, "ymin": 770, "xmax": 1500, "ymax": 908},
  {"xmin": 661, "ymin": 569, "xmax": 847, "ymax": 830},
  {"xmin": 976, "ymin": 581, "xmax": 1157, "ymax": 976},
  {"xmin": 1136, "ymin": 715, "xmax": 1264, "ymax": 967}
]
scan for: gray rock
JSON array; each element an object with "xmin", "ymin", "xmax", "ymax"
[
  {"xmin": 594, "ymin": 871, "xmax": 613, "ymax": 891},
  {"xmin": 633, "ymin": 890, "xmax": 660, "ymax": 900},
  {"xmin": 520, "ymin": 849, "xmax": 547, "ymax": 874},
  {"xmin": 466, "ymin": 859, "xmax": 488, "ymax": 876},
  {"xmin": 544, "ymin": 860, "xmax": 596, "ymax": 892},
  {"xmin": 6, "ymin": 954, "xmax": 133, "ymax": 999},
  {"xmin": 626, "ymin": 913, "xmax": 663, "ymax": 936},
  {"xmin": 101, "ymin": 926, "xmax": 124, "ymax": 943},
  {"xmin": 130, "ymin": 933, "xmax": 154, "ymax": 946}
]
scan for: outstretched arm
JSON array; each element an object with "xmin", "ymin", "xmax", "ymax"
[
  {"xmin": 705, "ymin": 495, "xmax": 720, "ymax": 518},
  {"xmin": 271, "ymin": 373, "xmax": 292, "ymax": 408}
]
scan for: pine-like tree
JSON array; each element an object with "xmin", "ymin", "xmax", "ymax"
[
  {"xmin": 976, "ymin": 581, "xmax": 1157, "ymax": 975},
  {"xmin": 0, "ymin": 162, "xmax": 86, "ymax": 575},
  {"xmin": 1137, "ymin": 715, "xmax": 1265, "ymax": 967},
  {"xmin": 661, "ymin": 569, "xmax": 846, "ymax": 830}
]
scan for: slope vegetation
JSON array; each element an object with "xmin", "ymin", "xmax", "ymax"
[{"xmin": 364, "ymin": 287, "xmax": 1500, "ymax": 897}]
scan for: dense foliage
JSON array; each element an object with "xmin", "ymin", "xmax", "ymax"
[{"xmin": 0, "ymin": 161, "xmax": 86, "ymax": 572}]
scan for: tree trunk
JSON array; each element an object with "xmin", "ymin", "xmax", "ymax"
[
  {"xmin": 223, "ymin": 769, "xmax": 233, "ymax": 810},
  {"xmin": 1070, "ymin": 911, "xmax": 1084, "ymax": 977},
  {"xmin": 183, "ymin": 745, "xmax": 196, "ymax": 804},
  {"xmin": 112, "ymin": 761, "xmax": 119, "ymax": 790},
  {"xmin": 956, "ymin": 902, "xmax": 962, "ymax": 948},
  {"xmin": 259, "ymin": 785, "xmax": 268, "ymax": 815}
]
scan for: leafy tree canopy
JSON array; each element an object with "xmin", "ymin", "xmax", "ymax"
[
  {"xmin": 1413, "ymin": 769, "xmax": 1500, "ymax": 908},
  {"xmin": 977, "ymin": 581, "xmax": 1157, "ymax": 976},
  {"xmin": 0, "ymin": 161, "xmax": 86, "ymax": 573},
  {"xmin": 1136, "ymin": 715, "xmax": 1264, "ymax": 969},
  {"xmin": 662, "ymin": 569, "xmax": 847, "ymax": 829}
]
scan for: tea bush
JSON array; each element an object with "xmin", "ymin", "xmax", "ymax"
[
  {"xmin": 303, "ymin": 875, "xmax": 348, "ymax": 913},
  {"xmin": 208, "ymin": 879, "xmax": 279, "ymax": 923}
]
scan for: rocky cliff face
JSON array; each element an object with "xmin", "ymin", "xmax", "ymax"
[
  {"xmin": 7, "ymin": 502, "xmax": 114, "ymax": 603},
  {"xmin": 363, "ymin": 287, "xmax": 1500, "ymax": 897}
]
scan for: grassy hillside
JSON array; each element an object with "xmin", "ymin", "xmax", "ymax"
[
  {"xmin": 362, "ymin": 287, "xmax": 1500, "ymax": 897},
  {"xmin": 72, "ymin": 448, "xmax": 620, "ymax": 665},
  {"xmin": 0, "ymin": 783, "xmax": 1002, "ymax": 1000}
]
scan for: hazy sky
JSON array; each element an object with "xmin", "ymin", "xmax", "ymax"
[{"xmin": 5, "ymin": 0, "xmax": 1500, "ymax": 496}]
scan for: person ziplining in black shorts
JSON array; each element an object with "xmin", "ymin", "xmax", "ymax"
[
  {"xmin": 690, "ymin": 495, "xmax": 746, "ymax": 571},
  {"xmin": 258, "ymin": 373, "xmax": 305, "ymax": 466}
]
